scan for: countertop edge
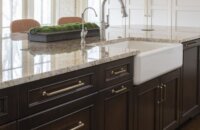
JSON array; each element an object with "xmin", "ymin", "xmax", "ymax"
[{"xmin": 0, "ymin": 50, "xmax": 138, "ymax": 89}]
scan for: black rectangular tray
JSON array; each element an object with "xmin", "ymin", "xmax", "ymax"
[{"xmin": 28, "ymin": 29, "xmax": 100, "ymax": 43}]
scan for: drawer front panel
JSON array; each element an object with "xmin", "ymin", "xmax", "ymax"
[
  {"xmin": 19, "ymin": 93, "xmax": 97, "ymax": 130},
  {"xmin": 105, "ymin": 64, "xmax": 129, "ymax": 81},
  {"xmin": 28, "ymin": 74, "xmax": 93, "ymax": 107},
  {"xmin": 33, "ymin": 108, "xmax": 90, "ymax": 130},
  {"xmin": 19, "ymin": 67, "xmax": 97, "ymax": 117},
  {"xmin": 100, "ymin": 57, "xmax": 133, "ymax": 88}
]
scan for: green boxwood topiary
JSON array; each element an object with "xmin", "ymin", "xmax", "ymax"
[{"xmin": 29, "ymin": 22, "xmax": 99, "ymax": 34}]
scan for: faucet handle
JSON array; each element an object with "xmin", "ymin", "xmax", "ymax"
[{"xmin": 106, "ymin": 14, "xmax": 110, "ymax": 28}]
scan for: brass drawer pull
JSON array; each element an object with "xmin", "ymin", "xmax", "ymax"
[
  {"xmin": 70, "ymin": 121, "xmax": 85, "ymax": 130},
  {"xmin": 112, "ymin": 86, "xmax": 127, "ymax": 94},
  {"xmin": 42, "ymin": 81, "xmax": 85, "ymax": 97},
  {"xmin": 111, "ymin": 68, "xmax": 126, "ymax": 75}
]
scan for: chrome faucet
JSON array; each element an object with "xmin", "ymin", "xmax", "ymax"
[
  {"xmin": 81, "ymin": 7, "xmax": 98, "ymax": 48},
  {"xmin": 101, "ymin": 0, "xmax": 128, "ymax": 40}
]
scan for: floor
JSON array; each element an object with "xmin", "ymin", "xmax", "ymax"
[{"xmin": 178, "ymin": 115, "xmax": 200, "ymax": 130}]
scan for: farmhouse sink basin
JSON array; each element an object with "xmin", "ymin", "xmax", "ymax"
[{"xmin": 126, "ymin": 40, "xmax": 183, "ymax": 85}]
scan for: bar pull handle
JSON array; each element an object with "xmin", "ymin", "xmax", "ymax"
[
  {"xmin": 112, "ymin": 85, "xmax": 127, "ymax": 94},
  {"xmin": 111, "ymin": 68, "xmax": 126, "ymax": 75},
  {"xmin": 42, "ymin": 81, "xmax": 85, "ymax": 97},
  {"xmin": 157, "ymin": 85, "xmax": 161, "ymax": 104},
  {"xmin": 70, "ymin": 121, "xmax": 85, "ymax": 130},
  {"xmin": 160, "ymin": 86, "xmax": 164, "ymax": 103},
  {"xmin": 163, "ymin": 84, "xmax": 167, "ymax": 101}
]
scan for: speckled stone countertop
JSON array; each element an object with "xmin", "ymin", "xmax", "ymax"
[
  {"xmin": 0, "ymin": 33, "xmax": 139, "ymax": 89},
  {"xmin": 1, "ymin": 25, "xmax": 200, "ymax": 89},
  {"xmin": 107, "ymin": 25, "xmax": 200, "ymax": 43}
]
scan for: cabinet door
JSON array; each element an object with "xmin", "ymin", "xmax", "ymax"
[
  {"xmin": 19, "ymin": 93, "xmax": 97, "ymax": 130},
  {"xmin": 134, "ymin": 79, "xmax": 160, "ymax": 130},
  {"xmin": 160, "ymin": 70, "xmax": 180, "ymax": 130},
  {"xmin": 181, "ymin": 45, "xmax": 200, "ymax": 123},
  {"xmin": 0, "ymin": 88, "xmax": 18, "ymax": 125},
  {"xmin": 97, "ymin": 81, "xmax": 133, "ymax": 130}
]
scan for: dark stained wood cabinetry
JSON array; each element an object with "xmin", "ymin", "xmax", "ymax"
[
  {"xmin": 97, "ymin": 57, "xmax": 133, "ymax": 130},
  {"xmin": 4, "ymin": 44, "xmax": 198, "ymax": 130},
  {"xmin": 19, "ymin": 93, "xmax": 97, "ymax": 130},
  {"xmin": 160, "ymin": 70, "xmax": 180, "ymax": 130},
  {"xmin": 0, "ymin": 57, "xmax": 134, "ymax": 130},
  {"xmin": 134, "ymin": 78, "xmax": 160, "ymax": 130},
  {"xmin": 19, "ymin": 66, "xmax": 97, "ymax": 118},
  {"xmin": 97, "ymin": 81, "xmax": 133, "ymax": 130},
  {"xmin": 134, "ymin": 69, "xmax": 180, "ymax": 130},
  {"xmin": 99, "ymin": 57, "xmax": 133, "ymax": 88},
  {"xmin": 0, "ymin": 88, "xmax": 18, "ymax": 126},
  {"xmin": 180, "ymin": 39, "xmax": 200, "ymax": 124}
]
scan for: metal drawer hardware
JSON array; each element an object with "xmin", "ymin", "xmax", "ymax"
[
  {"xmin": 111, "ymin": 68, "xmax": 126, "ymax": 75},
  {"xmin": 160, "ymin": 86, "xmax": 163, "ymax": 103},
  {"xmin": 70, "ymin": 121, "xmax": 85, "ymax": 130},
  {"xmin": 157, "ymin": 85, "xmax": 161, "ymax": 104},
  {"xmin": 42, "ymin": 81, "xmax": 85, "ymax": 97},
  {"xmin": 112, "ymin": 85, "xmax": 127, "ymax": 94},
  {"xmin": 185, "ymin": 41, "xmax": 199, "ymax": 47}
]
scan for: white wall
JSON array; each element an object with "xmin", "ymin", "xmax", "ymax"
[{"xmin": 172, "ymin": 0, "xmax": 200, "ymax": 27}]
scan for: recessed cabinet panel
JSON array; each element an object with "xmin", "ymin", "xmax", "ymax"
[
  {"xmin": 160, "ymin": 69, "xmax": 180, "ymax": 130},
  {"xmin": 0, "ymin": 97, "xmax": 7, "ymax": 116},
  {"xmin": 135, "ymin": 69, "xmax": 180, "ymax": 130},
  {"xmin": 98, "ymin": 81, "xmax": 132, "ymax": 130},
  {"xmin": 135, "ymin": 79, "xmax": 160, "ymax": 130},
  {"xmin": 162, "ymin": 81, "xmax": 177, "ymax": 127},
  {"xmin": 0, "ymin": 88, "xmax": 17, "ymax": 125},
  {"xmin": 181, "ymin": 46, "xmax": 200, "ymax": 123}
]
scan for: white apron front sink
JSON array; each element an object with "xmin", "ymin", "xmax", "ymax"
[{"xmin": 127, "ymin": 41, "xmax": 183, "ymax": 85}]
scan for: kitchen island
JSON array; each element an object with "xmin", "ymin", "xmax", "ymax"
[{"xmin": 0, "ymin": 25, "xmax": 200, "ymax": 130}]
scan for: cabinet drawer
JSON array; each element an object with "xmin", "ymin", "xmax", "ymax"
[
  {"xmin": 99, "ymin": 57, "xmax": 133, "ymax": 88},
  {"xmin": 0, "ymin": 88, "xmax": 18, "ymax": 125},
  {"xmin": 19, "ymin": 93, "xmax": 97, "ymax": 130},
  {"xmin": 19, "ymin": 67, "xmax": 97, "ymax": 117}
]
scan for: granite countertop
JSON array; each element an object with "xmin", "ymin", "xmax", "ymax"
[
  {"xmin": 107, "ymin": 25, "xmax": 200, "ymax": 43},
  {"xmin": 0, "ymin": 34, "xmax": 138, "ymax": 89},
  {"xmin": 1, "ymin": 25, "xmax": 200, "ymax": 89}
]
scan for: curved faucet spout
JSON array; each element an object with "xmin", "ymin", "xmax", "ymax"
[
  {"xmin": 81, "ymin": 7, "xmax": 98, "ymax": 47},
  {"xmin": 82, "ymin": 7, "xmax": 98, "ymax": 19}
]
